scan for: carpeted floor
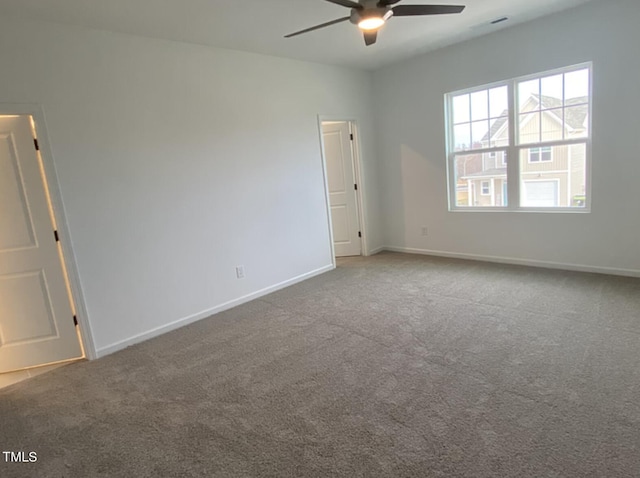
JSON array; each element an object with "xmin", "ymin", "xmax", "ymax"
[{"xmin": 2, "ymin": 252, "xmax": 640, "ymax": 477}]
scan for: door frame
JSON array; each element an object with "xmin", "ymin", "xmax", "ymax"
[
  {"xmin": 317, "ymin": 116, "xmax": 369, "ymax": 264},
  {"xmin": 0, "ymin": 103, "xmax": 96, "ymax": 360}
]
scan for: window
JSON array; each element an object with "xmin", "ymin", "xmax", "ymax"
[
  {"xmin": 446, "ymin": 63, "xmax": 591, "ymax": 210},
  {"xmin": 529, "ymin": 147, "xmax": 552, "ymax": 163}
]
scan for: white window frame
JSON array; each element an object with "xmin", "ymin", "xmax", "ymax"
[
  {"xmin": 481, "ymin": 180, "xmax": 491, "ymax": 196},
  {"xmin": 445, "ymin": 62, "xmax": 592, "ymax": 213}
]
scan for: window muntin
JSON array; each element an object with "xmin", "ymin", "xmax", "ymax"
[{"xmin": 446, "ymin": 63, "xmax": 591, "ymax": 211}]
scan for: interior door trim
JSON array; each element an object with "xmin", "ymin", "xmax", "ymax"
[{"xmin": 317, "ymin": 115, "xmax": 369, "ymax": 263}]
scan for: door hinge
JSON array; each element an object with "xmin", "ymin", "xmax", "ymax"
[
  {"xmin": 354, "ymin": 184, "xmax": 358, "ymax": 191},
  {"xmin": 349, "ymin": 133, "xmax": 354, "ymax": 141},
  {"xmin": 73, "ymin": 315, "xmax": 78, "ymax": 326},
  {"xmin": 358, "ymin": 231, "xmax": 362, "ymax": 238},
  {"xmin": 54, "ymin": 230, "xmax": 60, "ymax": 242},
  {"xmin": 34, "ymin": 138, "xmax": 40, "ymax": 151}
]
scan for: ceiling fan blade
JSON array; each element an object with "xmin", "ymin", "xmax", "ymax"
[
  {"xmin": 392, "ymin": 5, "xmax": 465, "ymax": 16},
  {"xmin": 285, "ymin": 16, "xmax": 351, "ymax": 38},
  {"xmin": 363, "ymin": 30, "xmax": 378, "ymax": 46},
  {"xmin": 378, "ymin": 0, "xmax": 402, "ymax": 5},
  {"xmin": 325, "ymin": 0, "xmax": 363, "ymax": 9}
]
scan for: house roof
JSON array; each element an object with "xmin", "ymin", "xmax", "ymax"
[
  {"xmin": 484, "ymin": 115, "xmax": 508, "ymax": 142},
  {"xmin": 482, "ymin": 94, "xmax": 588, "ymax": 142},
  {"xmin": 537, "ymin": 95, "xmax": 589, "ymax": 129}
]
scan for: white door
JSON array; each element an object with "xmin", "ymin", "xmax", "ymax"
[
  {"xmin": 522, "ymin": 180, "xmax": 559, "ymax": 207},
  {"xmin": 0, "ymin": 115, "xmax": 82, "ymax": 373},
  {"xmin": 322, "ymin": 122, "xmax": 361, "ymax": 257}
]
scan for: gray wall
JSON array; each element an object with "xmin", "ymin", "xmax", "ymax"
[
  {"xmin": 373, "ymin": 0, "xmax": 640, "ymax": 275},
  {"xmin": 0, "ymin": 18, "xmax": 382, "ymax": 355}
]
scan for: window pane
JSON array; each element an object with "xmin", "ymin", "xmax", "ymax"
[
  {"xmin": 541, "ymin": 108, "xmax": 564, "ymax": 142},
  {"xmin": 565, "ymin": 69, "xmax": 589, "ymax": 103},
  {"xmin": 538, "ymin": 94, "xmax": 563, "ymax": 112},
  {"xmin": 568, "ymin": 143, "xmax": 587, "ymax": 208},
  {"xmin": 454, "ymin": 123, "xmax": 471, "ymax": 151},
  {"xmin": 519, "ymin": 79, "xmax": 539, "ymax": 113},
  {"xmin": 489, "ymin": 86, "xmax": 508, "ymax": 118},
  {"xmin": 518, "ymin": 112, "xmax": 541, "ymax": 144},
  {"xmin": 564, "ymin": 105, "xmax": 589, "ymax": 138},
  {"xmin": 471, "ymin": 90, "xmax": 489, "ymax": 121},
  {"xmin": 453, "ymin": 153, "xmax": 508, "ymax": 207},
  {"xmin": 541, "ymin": 74, "xmax": 563, "ymax": 103},
  {"xmin": 489, "ymin": 116, "xmax": 509, "ymax": 147},
  {"xmin": 452, "ymin": 94, "xmax": 470, "ymax": 124},
  {"xmin": 520, "ymin": 144, "xmax": 587, "ymax": 207},
  {"xmin": 471, "ymin": 120, "xmax": 490, "ymax": 148}
]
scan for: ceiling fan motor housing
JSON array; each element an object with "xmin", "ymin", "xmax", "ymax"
[{"xmin": 349, "ymin": 0, "xmax": 394, "ymax": 25}]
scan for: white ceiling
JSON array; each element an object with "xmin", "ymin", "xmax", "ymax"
[{"xmin": 0, "ymin": 0, "xmax": 593, "ymax": 70}]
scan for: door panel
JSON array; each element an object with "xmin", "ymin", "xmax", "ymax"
[
  {"xmin": 327, "ymin": 148, "xmax": 346, "ymax": 194},
  {"xmin": 0, "ymin": 271, "xmax": 57, "ymax": 344},
  {"xmin": 322, "ymin": 122, "xmax": 361, "ymax": 257},
  {"xmin": 329, "ymin": 205, "xmax": 350, "ymax": 243},
  {"xmin": 0, "ymin": 115, "xmax": 82, "ymax": 373},
  {"xmin": 0, "ymin": 132, "xmax": 37, "ymax": 250}
]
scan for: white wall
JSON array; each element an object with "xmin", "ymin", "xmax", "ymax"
[
  {"xmin": 0, "ymin": 17, "xmax": 382, "ymax": 355},
  {"xmin": 373, "ymin": 0, "xmax": 640, "ymax": 275}
]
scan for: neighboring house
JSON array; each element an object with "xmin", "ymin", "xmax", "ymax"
[{"xmin": 458, "ymin": 94, "xmax": 588, "ymax": 207}]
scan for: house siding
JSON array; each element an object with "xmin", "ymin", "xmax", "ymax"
[{"xmin": 460, "ymin": 102, "xmax": 586, "ymax": 207}]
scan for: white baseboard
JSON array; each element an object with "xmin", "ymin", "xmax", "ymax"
[
  {"xmin": 367, "ymin": 246, "xmax": 385, "ymax": 256},
  {"xmin": 96, "ymin": 264, "xmax": 335, "ymax": 358},
  {"xmin": 382, "ymin": 246, "xmax": 640, "ymax": 278}
]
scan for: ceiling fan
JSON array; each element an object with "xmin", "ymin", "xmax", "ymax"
[{"xmin": 285, "ymin": 0, "xmax": 465, "ymax": 46}]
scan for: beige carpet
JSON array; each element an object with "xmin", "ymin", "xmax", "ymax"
[{"xmin": 2, "ymin": 252, "xmax": 640, "ymax": 477}]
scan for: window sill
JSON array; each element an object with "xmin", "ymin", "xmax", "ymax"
[{"xmin": 449, "ymin": 207, "xmax": 591, "ymax": 213}]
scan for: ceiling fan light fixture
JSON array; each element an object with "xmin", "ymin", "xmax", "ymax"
[
  {"xmin": 358, "ymin": 16, "xmax": 385, "ymax": 31},
  {"xmin": 357, "ymin": 9, "xmax": 393, "ymax": 31}
]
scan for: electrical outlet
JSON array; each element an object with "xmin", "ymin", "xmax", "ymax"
[
  {"xmin": 421, "ymin": 226, "xmax": 429, "ymax": 236},
  {"xmin": 235, "ymin": 266, "xmax": 245, "ymax": 279}
]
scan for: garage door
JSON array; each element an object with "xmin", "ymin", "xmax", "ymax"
[{"xmin": 523, "ymin": 180, "xmax": 559, "ymax": 207}]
